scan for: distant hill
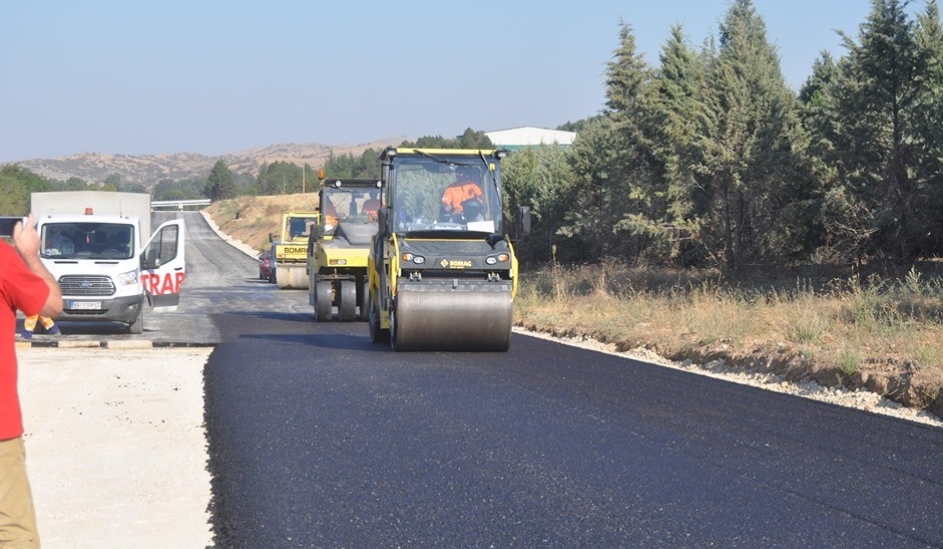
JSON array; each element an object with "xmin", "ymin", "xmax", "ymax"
[{"xmin": 10, "ymin": 137, "xmax": 408, "ymax": 187}]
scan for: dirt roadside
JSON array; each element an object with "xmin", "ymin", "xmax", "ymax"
[{"xmin": 17, "ymin": 347, "xmax": 213, "ymax": 549}]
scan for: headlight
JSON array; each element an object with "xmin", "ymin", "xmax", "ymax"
[
  {"xmin": 401, "ymin": 253, "xmax": 425, "ymax": 264},
  {"xmin": 486, "ymin": 254, "xmax": 509, "ymax": 265},
  {"xmin": 329, "ymin": 259, "xmax": 347, "ymax": 266},
  {"xmin": 118, "ymin": 269, "xmax": 139, "ymax": 286}
]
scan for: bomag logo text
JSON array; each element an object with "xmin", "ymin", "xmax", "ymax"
[
  {"xmin": 442, "ymin": 259, "xmax": 472, "ymax": 269},
  {"xmin": 282, "ymin": 246, "xmax": 307, "ymax": 254}
]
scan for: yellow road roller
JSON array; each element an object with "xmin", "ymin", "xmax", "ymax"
[
  {"xmin": 271, "ymin": 212, "xmax": 320, "ymax": 289},
  {"xmin": 308, "ymin": 178, "xmax": 382, "ymax": 321},
  {"xmin": 367, "ymin": 147, "xmax": 530, "ymax": 351}
]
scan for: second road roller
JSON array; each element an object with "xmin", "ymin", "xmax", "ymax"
[
  {"xmin": 367, "ymin": 147, "xmax": 530, "ymax": 351},
  {"xmin": 307, "ymin": 177, "xmax": 382, "ymax": 321}
]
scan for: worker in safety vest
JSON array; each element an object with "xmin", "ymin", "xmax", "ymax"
[
  {"xmin": 362, "ymin": 190, "xmax": 381, "ymax": 221},
  {"xmin": 323, "ymin": 197, "xmax": 339, "ymax": 230},
  {"xmin": 440, "ymin": 166, "xmax": 483, "ymax": 223}
]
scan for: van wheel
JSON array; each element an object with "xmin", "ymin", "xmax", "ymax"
[{"xmin": 129, "ymin": 310, "xmax": 144, "ymax": 334}]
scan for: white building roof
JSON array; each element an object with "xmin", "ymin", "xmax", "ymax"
[{"xmin": 485, "ymin": 127, "xmax": 576, "ymax": 149}]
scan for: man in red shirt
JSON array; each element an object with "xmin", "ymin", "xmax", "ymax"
[{"xmin": 1, "ymin": 213, "xmax": 62, "ymax": 549}]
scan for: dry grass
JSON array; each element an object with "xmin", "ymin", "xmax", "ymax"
[{"xmin": 203, "ymin": 193, "xmax": 319, "ymax": 253}]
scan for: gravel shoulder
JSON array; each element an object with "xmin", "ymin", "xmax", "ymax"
[{"xmin": 18, "ymin": 347, "xmax": 213, "ymax": 549}]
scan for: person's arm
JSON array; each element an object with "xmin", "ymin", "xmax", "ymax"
[
  {"xmin": 13, "ymin": 214, "xmax": 63, "ymax": 318},
  {"xmin": 442, "ymin": 185, "xmax": 457, "ymax": 210}
]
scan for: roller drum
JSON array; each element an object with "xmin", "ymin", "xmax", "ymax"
[
  {"xmin": 276, "ymin": 265, "xmax": 310, "ymax": 289},
  {"xmin": 392, "ymin": 280, "xmax": 512, "ymax": 351}
]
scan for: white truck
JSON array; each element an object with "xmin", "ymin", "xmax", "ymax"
[{"xmin": 30, "ymin": 191, "xmax": 187, "ymax": 334}]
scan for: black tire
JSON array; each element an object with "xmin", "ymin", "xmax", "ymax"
[
  {"xmin": 338, "ymin": 280, "xmax": 356, "ymax": 322},
  {"xmin": 357, "ymin": 277, "xmax": 369, "ymax": 322},
  {"xmin": 129, "ymin": 309, "xmax": 144, "ymax": 334},
  {"xmin": 368, "ymin": 289, "xmax": 389, "ymax": 343},
  {"xmin": 314, "ymin": 280, "xmax": 333, "ymax": 322},
  {"xmin": 389, "ymin": 305, "xmax": 400, "ymax": 352}
]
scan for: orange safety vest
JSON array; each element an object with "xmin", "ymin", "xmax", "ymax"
[
  {"xmin": 362, "ymin": 199, "xmax": 381, "ymax": 220},
  {"xmin": 442, "ymin": 182, "xmax": 483, "ymax": 213},
  {"xmin": 324, "ymin": 200, "xmax": 338, "ymax": 227}
]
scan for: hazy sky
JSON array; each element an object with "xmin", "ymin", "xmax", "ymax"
[{"xmin": 0, "ymin": 1, "xmax": 887, "ymax": 163}]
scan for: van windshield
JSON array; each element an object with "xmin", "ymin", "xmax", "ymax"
[{"xmin": 41, "ymin": 223, "xmax": 135, "ymax": 260}]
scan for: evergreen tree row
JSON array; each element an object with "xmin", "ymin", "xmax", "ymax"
[{"xmin": 501, "ymin": 0, "xmax": 943, "ymax": 272}]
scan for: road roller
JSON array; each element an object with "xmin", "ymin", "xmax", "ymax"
[
  {"xmin": 307, "ymin": 177, "xmax": 382, "ymax": 321},
  {"xmin": 367, "ymin": 147, "xmax": 530, "ymax": 351},
  {"xmin": 271, "ymin": 211, "xmax": 319, "ymax": 289}
]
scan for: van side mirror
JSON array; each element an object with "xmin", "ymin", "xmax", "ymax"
[{"xmin": 140, "ymin": 252, "xmax": 160, "ymax": 271}]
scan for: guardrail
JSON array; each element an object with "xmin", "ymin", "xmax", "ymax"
[{"xmin": 151, "ymin": 199, "xmax": 212, "ymax": 210}]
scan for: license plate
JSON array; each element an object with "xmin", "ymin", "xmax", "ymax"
[{"xmin": 70, "ymin": 301, "xmax": 102, "ymax": 310}]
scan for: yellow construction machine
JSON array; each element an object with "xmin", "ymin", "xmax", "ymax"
[
  {"xmin": 367, "ymin": 147, "xmax": 530, "ymax": 351},
  {"xmin": 307, "ymin": 178, "xmax": 382, "ymax": 321},
  {"xmin": 270, "ymin": 212, "xmax": 319, "ymax": 289}
]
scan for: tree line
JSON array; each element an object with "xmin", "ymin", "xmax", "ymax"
[
  {"xmin": 0, "ymin": 166, "xmax": 151, "ymax": 216},
  {"xmin": 501, "ymin": 0, "xmax": 943, "ymax": 272}
]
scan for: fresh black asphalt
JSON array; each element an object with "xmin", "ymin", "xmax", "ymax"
[{"xmin": 202, "ymin": 305, "xmax": 943, "ymax": 548}]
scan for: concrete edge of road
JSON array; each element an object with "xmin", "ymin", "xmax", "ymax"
[{"xmin": 15, "ymin": 340, "xmax": 217, "ymax": 350}]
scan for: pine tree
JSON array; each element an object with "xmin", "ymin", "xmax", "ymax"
[
  {"xmin": 691, "ymin": 0, "xmax": 804, "ymax": 271},
  {"xmin": 833, "ymin": 0, "xmax": 923, "ymax": 260},
  {"xmin": 648, "ymin": 24, "xmax": 710, "ymax": 265},
  {"xmin": 559, "ymin": 116, "xmax": 621, "ymax": 260},
  {"xmin": 256, "ymin": 161, "xmax": 304, "ymax": 195},
  {"xmin": 798, "ymin": 53, "xmax": 875, "ymax": 261},
  {"xmin": 502, "ymin": 143, "xmax": 576, "ymax": 263},
  {"xmin": 561, "ymin": 20, "xmax": 658, "ymax": 261},
  {"xmin": 912, "ymin": 0, "xmax": 943, "ymax": 254},
  {"xmin": 205, "ymin": 160, "xmax": 237, "ymax": 201}
]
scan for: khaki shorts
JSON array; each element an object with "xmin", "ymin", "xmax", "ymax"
[{"xmin": 0, "ymin": 437, "xmax": 39, "ymax": 549}]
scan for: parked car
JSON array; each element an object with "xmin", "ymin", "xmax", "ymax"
[{"xmin": 258, "ymin": 249, "xmax": 274, "ymax": 282}]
